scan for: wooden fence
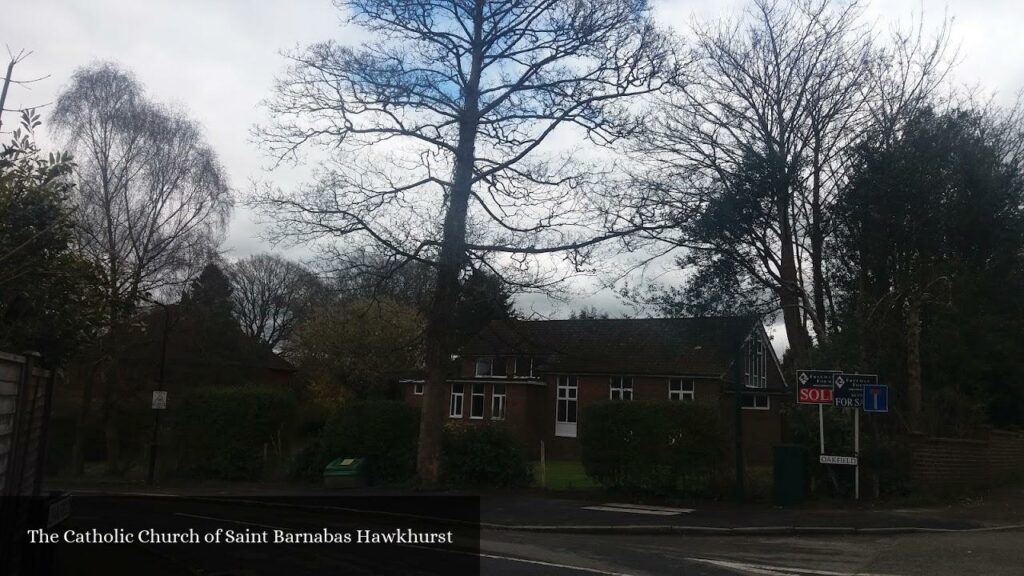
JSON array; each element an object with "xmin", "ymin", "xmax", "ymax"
[{"xmin": 0, "ymin": 351, "xmax": 56, "ymax": 575}]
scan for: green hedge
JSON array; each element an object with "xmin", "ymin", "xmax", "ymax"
[
  {"xmin": 313, "ymin": 400, "xmax": 420, "ymax": 483},
  {"xmin": 580, "ymin": 401, "xmax": 725, "ymax": 493},
  {"xmin": 442, "ymin": 422, "xmax": 532, "ymax": 487},
  {"xmin": 173, "ymin": 385, "xmax": 296, "ymax": 480}
]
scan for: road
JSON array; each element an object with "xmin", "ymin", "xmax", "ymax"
[{"xmin": 40, "ymin": 496, "xmax": 1024, "ymax": 576}]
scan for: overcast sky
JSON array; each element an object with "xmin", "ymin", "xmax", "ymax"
[{"xmin": 4, "ymin": 0, "xmax": 1023, "ymax": 344}]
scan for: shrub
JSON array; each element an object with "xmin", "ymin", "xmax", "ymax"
[
  {"xmin": 172, "ymin": 385, "xmax": 296, "ymax": 480},
  {"xmin": 317, "ymin": 400, "xmax": 420, "ymax": 483},
  {"xmin": 580, "ymin": 401, "xmax": 725, "ymax": 493},
  {"xmin": 441, "ymin": 422, "xmax": 532, "ymax": 487}
]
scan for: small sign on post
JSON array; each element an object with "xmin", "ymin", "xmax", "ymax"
[
  {"xmin": 863, "ymin": 384, "xmax": 889, "ymax": 413},
  {"xmin": 151, "ymin": 391, "xmax": 167, "ymax": 410},
  {"xmin": 819, "ymin": 454, "xmax": 858, "ymax": 466}
]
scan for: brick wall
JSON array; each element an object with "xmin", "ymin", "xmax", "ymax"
[
  {"xmin": 988, "ymin": 429, "xmax": 1024, "ymax": 483},
  {"xmin": 910, "ymin": 429, "xmax": 1024, "ymax": 490}
]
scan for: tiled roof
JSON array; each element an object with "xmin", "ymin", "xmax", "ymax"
[{"xmin": 460, "ymin": 317, "xmax": 759, "ymax": 377}]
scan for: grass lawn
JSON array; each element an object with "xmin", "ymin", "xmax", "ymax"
[{"xmin": 531, "ymin": 460, "xmax": 600, "ymax": 491}]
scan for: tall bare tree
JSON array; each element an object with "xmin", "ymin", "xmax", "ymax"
[
  {"xmin": 229, "ymin": 253, "xmax": 322, "ymax": 351},
  {"xmin": 254, "ymin": 0, "xmax": 674, "ymax": 482},
  {"xmin": 633, "ymin": 0, "xmax": 950, "ymax": 361},
  {"xmin": 52, "ymin": 63, "xmax": 232, "ymax": 472}
]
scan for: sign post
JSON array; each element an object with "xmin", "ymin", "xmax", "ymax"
[
  {"xmin": 797, "ymin": 370, "xmax": 836, "ymax": 460},
  {"xmin": 834, "ymin": 373, "xmax": 875, "ymax": 500},
  {"xmin": 797, "ymin": 370, "xmax": 885, "ymax": 501}
]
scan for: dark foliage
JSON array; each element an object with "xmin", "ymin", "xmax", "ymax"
[
  {"xmin": 316, "ymin": 401, "xmax": 421, "ymax": 483},
  {"xmin": 441, "ymin": 422, "xmax": 532, "ymax": 488},
  {"xmin": 580, "ymin": 401, "xmax": 725, "ymax": 493},
  {"xmin": 173, "ymin": 385, "xmax": 296, "ymax": 480},
  {"xmin": 833, "ymin": 108, "xmax": 1024, "ymax": 428}
]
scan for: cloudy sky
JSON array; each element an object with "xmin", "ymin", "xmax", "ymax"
[{"xmin": 4, "ymin": 0, "xmax": 1023, "ymax": 336}]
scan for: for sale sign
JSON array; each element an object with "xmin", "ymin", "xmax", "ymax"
[
  {"xmin": 796, "ymin": 370, "xmax": 835, "ymax": 404},
  {"xmin": 833, "ymin": 373, "xmax": 876, "ymax": 408}
]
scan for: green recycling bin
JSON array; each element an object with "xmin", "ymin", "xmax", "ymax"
[
  {"xmin": 323, "ymin": 456, "xmax": 369, "ymax": 488},
  {"xmin": 772, "ymin": 444, "xmax": 805, "ymax": 506}
]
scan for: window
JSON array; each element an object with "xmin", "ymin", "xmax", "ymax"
[
  {"xmin": 609, "ymin": 376, "xmax": 633, "ymax": 400},
  {"xmin": 742, "ymin": 393, "xmax": 770, "ymax": 410},
  {"xmin": 413, "ymin": 382, "xmax": 423, "ymax": 395},
  {"xmin": 475, "ymin": 357, "xmax": 494, "ymax": 377},
  {"xmin": 470, "ymin": 383, "xmax": 485, "ymax": 419},
  {"xmin": 475, "ymin": 357, "xmax": 505, "ymax": 377},
  {"xmin": 513, "ymin": 357, "xmax": 534, "ymax": 378},
  {"xmin": 555, "ymin": 376, "xmax": 577, "ymax": 437},
  {"xmin": 745, "ymin": 338, "xmax": 768, "ymax": 389},
  {"xmin": 449, "ymin": 383, "xmax": 464, "ymax": 418},
  {"xmin": 668, "ymin": 378, "xmax": 694, "ymax": 401},
  {"xmin": 491, "ymin": 383, "xmax": 506, "ymax": 420}
]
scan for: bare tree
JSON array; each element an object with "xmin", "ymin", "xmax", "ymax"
[
  {"xmin": 229, "ymin": 253, "xmax": 322, "ymax": 350},
  {"xmin": 632, "ymin": 0, "xmax": 950, "ymax": 361},
  {"xmin": 52, "ymin": 63, "xmax": 232, "ymax": 473},
  {"xmin": 254, "ymin": 0, "xmax": 674, "ymax": 482}
]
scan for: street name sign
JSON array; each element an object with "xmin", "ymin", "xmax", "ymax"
[
  {"xmin": 863, "ymin": 384, "xmax": 889, "ymax": 413},
  {"xmin": 796, "ymin": 370, "xmax": 835, "ymax": 404},
  {"xmin": 151, "ymin": 391, "xmax": 167, "ymax": 410},
  {"xmin": 819, "ymin": 454, "xmax": 858, "ymax": 466},
  {"xmin": 833, "ymin": 373, "xmax": 876, "ymax": 408}
]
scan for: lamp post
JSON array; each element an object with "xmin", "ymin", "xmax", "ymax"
[{"xmin": 142, "ymin": 296, "xmax": 170, "ymax": 485}]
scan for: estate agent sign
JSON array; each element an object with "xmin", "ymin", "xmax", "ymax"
[{"xmin": 796, "ymin": 370, "xmax": 835, "ymax": 405}]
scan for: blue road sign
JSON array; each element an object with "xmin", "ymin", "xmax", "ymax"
[{"xmin": 863, "ymin": 384, "xmax": 889, "ymax": 413}]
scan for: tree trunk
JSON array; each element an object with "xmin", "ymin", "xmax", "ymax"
[
  {"xmin": 102, "ymin": 358, "xmax": 123, "ymax": 476},
  {"xmin": 71, "ymin": 363, "xmax": 98, "ymax": 477},
  {"xmin": 809, "ymin": 144, "xmax": 830, "ymax": 347},
  {"xmin": 905, "ymin": 298, "xmax": 923, "ymax": 432},
  {"xmin": 777, "ymin": 186, "xmax": 811, "ymax": 364},
  {"xmin": 416, "ymin": 0, "xmax": 484, "ymax": 486}
]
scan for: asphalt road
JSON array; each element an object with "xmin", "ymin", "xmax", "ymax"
[{"xmin": 38, "ymin": 496, "xmax": 1024, "ymax": 576}]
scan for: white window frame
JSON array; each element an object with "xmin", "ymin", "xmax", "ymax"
[
  {"xmin": 741, "ymin": 393, "xmax": 770, "ymax": 410},
  {"xmin": 449, "ymin": 383, "xmax": 464, "ymax": 418},
  {"xmin": 668, "ymin": 378, "xmax": 694, "ymax": 401},
  {"xmin": 413, "ymin": 382, "xmax": 423, "ymax": 395},
  {"xmin": 745, "ymin": 338, "xmax": 768, "ymax": 389},
  {"xmin": 491, "ymin": 383, "xmax": 506, "ymax": 420},
  {"xmin": 470, "ymin": 383, "xmax": 485, "ymax": 419},
  {"xmin": 609, "ymin": 376, "xmax": 633, "ymax": 401},
  {"xmin": 513, "ymin": 357, "xmax": 534, "ymax": 378},
  {"xmin": 555, "ymin": 375, "xmax": 577, "ymax": 437},
  {"xmin": 475, "ymin": 357, "xmax": 494, "ymax": 378}
]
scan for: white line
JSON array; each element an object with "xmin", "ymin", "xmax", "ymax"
[
  {"xmin": 603, "ymin": 503, "xmax": 695, "ymax": 513},
  {"xmin": 404, "ymin": 543, "xmax": 637, "ymax": 576},
  {"xmin": 174, "ymin": 512, "xmax": 286, "ymax": 532},
  {"xmin": 687, "ymin": 557, "xmax": 902, "ymax": 576},
  {"xmin": 582, "ymin": 506, "xmax": 682, "ymax": 516}
]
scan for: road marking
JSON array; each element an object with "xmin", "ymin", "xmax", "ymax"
[
  {"xmin": 687, "ymin": 557, "xmax": 902, "ymax": 576},
  {"xmin": 174, "ymin": 512, "xmax": 286, "ymax": 531},
  {"xmin": 405, "ymin": 543, "xmax": 637, "ymax": 575},
  {"xmin": 604, "ymin": 503, "xmax": 695, "ymax": 513},
  {"xmin": 582, "ymin": 505, "xmax": 691, "ymax": 516}
]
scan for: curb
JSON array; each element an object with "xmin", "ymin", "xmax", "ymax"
[{"xmin": 66, "ymin": 490, "xmax": 1024, "ymax": 537}]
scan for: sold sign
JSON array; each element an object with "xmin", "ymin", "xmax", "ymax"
[{"xmin": 796, "ymin": 370, "xmax": 835, "ymax": 405}]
